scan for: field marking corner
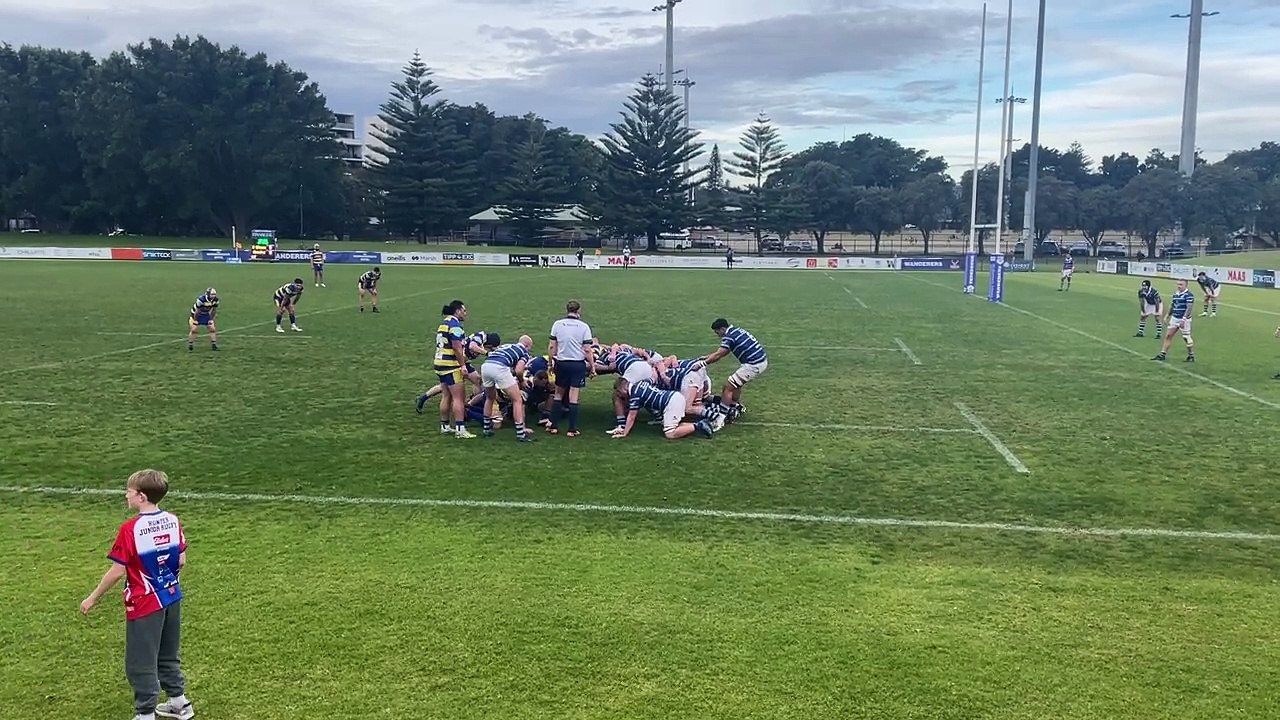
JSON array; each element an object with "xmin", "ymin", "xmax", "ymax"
[{"xmin": 954, "ymin": 401, "xmax": 1030, "ymax": 474}]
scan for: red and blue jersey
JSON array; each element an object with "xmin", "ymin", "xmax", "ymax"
[{"xmin": 108, "ymin": 511, "xmax": 186, "ymax": 620}]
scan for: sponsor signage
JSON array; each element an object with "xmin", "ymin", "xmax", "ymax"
[
  {"xmin": 1155, "ymin": 263, "xmax": 1171, "ymax": 275},
  {"xmin": 200, "ymin": 249, "xmax": 236, "ymax": 262},
  {"xmin": 1224, "ymin": 267, "xmax": 1249, "ymax": 285},
  {"xmin": 1115, "ymin": 261, "xmax": 1129, "ymax": 275},
  {"xmin": 111, "ymin": 247, "xmax": 144, "ymax": 260},
  {"xmin": 1004, "ymin": 259, "xmax": 1035, "ymax": 272},
  {"xmin": 988, "ymin": 253, "xmax": 1005, "ymax": 302},
  {"xmin": 171, "ymin": 249, "xmax": 203, "ymax": 261},
  {"xmin": 509, "ymin": 254, "xmax": 539, "ymax": 266},
  {"xmin": 899, "ymin": 257, "xmax": 959, "ymax": 270},
  {"xmin": 605, "ymin": 255, "xmax": 636, "ymax": 266},
  {"xmin": 0, "ymin": 246, "xmax": 112, "ymax": 260},
  {"xmin": 962, "ymin": 252, "xmax": 977, "ymax": 293},
  {"xmin": 271, "ymin": 250, "xmax": 311, "ymax": 263},
  {"xmin": 1253, "ymin": 269, "xmax": 1277, "ymax": 289},
  {"xmin": 327, "ymin": 251, "xmax": 381, "ymax": 264},
  {"xmin": 442, "ymin": 252, "xmax": 474, "ymax": 265},
  {"xmin": 142, "ymin": 248, "xmax": 172, "ymax": 260},
  {"xmin": 382, "ymin": 252, "xmax": 441, "ymax": 264},
  {"xmin": 474, "ymin": 253, "xmax": 508, "ymax": 266}
]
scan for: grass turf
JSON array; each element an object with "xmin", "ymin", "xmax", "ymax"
[{"xmin": 2, "ymin": 260, "xmax": 1279, "ymax": 719}]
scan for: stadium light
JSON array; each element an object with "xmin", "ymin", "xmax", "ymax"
[
  {"xmin": 674, "ymin": 73, "xmax": 696, "ymax": 201},
  {"xmin": 1022, "ymin": 0, "xmax": 1047, "ymax": 262},
  {"xmin": 1172, "ymin": 2, "xmax": 1219, "ymax": 178},
  {"xmin": 651, "ymin": 0, "xmax": 685, "ymax": 95}
]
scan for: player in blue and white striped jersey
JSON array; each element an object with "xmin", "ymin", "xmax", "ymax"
[
  {"xmin": 1059, "ymin": 255, "xmax": 1074, "ymax": 292},
  {"xmin": 1154, "ymin": 279, "xmax": 1196, "ymax": 363},
  {"xmin": 700, "ymin": 318, "xmax": 767, "ymax": 422},
  {"xmin": 609, "ymin": 380, "xmax": 713, "ymax": 440},
  {"xmin": 1195, "ymin": 271, "xmax": 1221, "ymax": 317},
  {"xmin": 480, "ymin": 334, "xmax": 536, "ymax": 441},
  {"xmin": 1135, "ymin": 280, "xmax": 1163, "ymax": 339}
]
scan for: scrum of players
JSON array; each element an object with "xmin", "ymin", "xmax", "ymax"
[{"xmin": 414, "ymin": 299, "xmax": 768, "ymax": 442}]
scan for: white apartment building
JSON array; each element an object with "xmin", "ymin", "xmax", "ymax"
[{"xmin": 333, "ymin": 112, "xmax": 364, "ymax": 168}]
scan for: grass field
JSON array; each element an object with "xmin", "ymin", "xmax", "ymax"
[{"xmin": 3, "ymin": 260, "xmax": 1280, "ymax": 720}]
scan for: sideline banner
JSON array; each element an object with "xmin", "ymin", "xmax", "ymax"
[
  {"xmin": 382, "ymin": 251, "xmax": 441, "ymax": 264},
  {"xmin": 327, "ymin": 251, "xmax": 381, "ymax": 264},
  {"xmin": 442, "ymin": 252, "xmax": 474, "ymax": 265},
  {"xmin": 111, "ymin": 247, "xmax": 144, "ymax": 260},
  {"xmin": 509, "ymin": 253, "xmax": 539, "ymax": 266},
  {"xmin": 172, "ymin": 249, "xmax": 202, "ymax": 261},
  {"xmin": 899, "ymin": 257, "xmax": 962, "ymax": 271},
  {"xmin": 0, "ymin": 246, "xmax": 112, "ymax": 260},
  {"xmin": 1101, "ymin": 259, "xmax": 1265, "ymax": 288},
  {"xmin": 143, "ymin": 248, "xmax": 172, "ymax": 260}
]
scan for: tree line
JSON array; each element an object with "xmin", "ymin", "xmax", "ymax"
[{"xmin": 3, "ymin": 38, "xmax": 1279, "ymax": 255}]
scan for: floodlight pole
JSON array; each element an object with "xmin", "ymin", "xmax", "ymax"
[
  {"xmin": 675, "ymin": 73, "xmax": 696, "ymax": 202},
  {"xmin": 1022, "ymin": 0, "xmax": 1046, "ymax": 261},
  {"xmin": 652, "ymin": 0, "xmax": 684, "ymax": 94},
  {"xmin": 992, "ymin": 0, "xmax": 1014, "ymax": 258}
]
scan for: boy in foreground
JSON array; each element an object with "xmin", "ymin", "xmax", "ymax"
[{"xmin": 80, "ymin": 469, "xmax": 194, "ymax": 720}]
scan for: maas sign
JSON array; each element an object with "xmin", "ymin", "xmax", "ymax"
[
  {"xmin": 605, "ymin": 256, "xmax": 635, "ymax": 266},
  {"xmin": 1225, "ymin": 268, "xmax": 1249, "ymax": 285}
]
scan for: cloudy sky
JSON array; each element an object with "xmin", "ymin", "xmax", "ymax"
[{"xmin": 4, "ymin": 0, "xmax": 1278, "ymax": 170}]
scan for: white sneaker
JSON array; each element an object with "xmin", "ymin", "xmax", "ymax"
[
  {"xmin": 1200, "ymin": 312, "xmax": 1208, "ymax": 317},
  {"xmin": 314, "ymin": 283, "xmax": 319, "ymax": 287},
  {"xmin": 275, "ymin": 326, "xmax": 285, "ymax": 333},
  {"xmin": 1210, "ymin": 312, "xmax": 1217, "ymax": 317},
  {"xmin": 455, "ymin": 429, "xmax": 477, "ymax": 439},
  {"xmin": 156, "ymin": 700, "xmax": 195, "ymax": 719},
  {"xmin": 291, "ymin": 325, "xmax": 303, "ymax": 332},
  {"xmin": 440, "ymin": 425, "xmax": 454, "ymax": 435},
  {"xmin": 711, "ymin": 414, "xmax": 726, "ymax": 432},
  {"xmin": 320, "ymin": 283, "xmax": 326, "ymax": 288}
]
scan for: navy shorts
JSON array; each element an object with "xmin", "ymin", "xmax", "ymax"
[{"xmin": 554, "ymin": 359, "xmax": 588, "ymax": 390}]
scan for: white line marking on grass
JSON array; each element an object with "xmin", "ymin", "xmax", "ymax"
[
  {"xmin": 95, "ymin": 332, "xmax": 312, "ymax": 340},
  {"xmin": 735, "ymin": 420, "xmax": 976, "ymax": 434},
  {"xmin": 658, "ymin": 343, "xmax": 900, "ymax": 351},
  {"xmin": 1, "ymin": 279, "xmax": 508, "ymax": 377},
  {"xmin": 903, "ymin": 273, "xmax": 1280, "ymax": 411},
  {"xmin": 893, "ymin": 338, "xmax": 922, "ymax": 365},
  {"xmin": 0, "ymin": 400, "xmax": 58, "ymax": 406},
  {"xmin": 954, "ymin": 401, "xmax": 1030, "ymax": 474},
  {"xmin": 3, "ymin": 484, "xmax": 1276, "ymax": 543}
]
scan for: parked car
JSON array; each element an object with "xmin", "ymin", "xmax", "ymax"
[
  {"xmin": 761, "ymin": 237, "xmax": 783, "ymax": 251},
  {"xmin": 1096, "ymin": 241, "xmax": 1127, "ymax": 258},
  {"xmin": 1161, "ymin": 245, "xmax": 1189, "ymax": 259},
  {"xmin": 1037, "ymin": 240, "xmax": 1061, "ymax": 256},
  {"xmin": 784, "ymin": 239, "xmax": 816, "ymax": 253},
  {"xmin": 691, "ymin": 236, "xmax": 724, "ymax": 249},
  {"xmin": 1068, "ymin": 241, "xmax": 1091, "ymax": 257}
]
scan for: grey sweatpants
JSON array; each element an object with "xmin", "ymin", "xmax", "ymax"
[{"xmin": 125, "ymin": 601, "xmax": 185, "ymax": 715}]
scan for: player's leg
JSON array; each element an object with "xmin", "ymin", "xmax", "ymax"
[
  {"xmin": 275, "ymin": 301, "xmax": 286, "ymax": 332},
  {"xmin": 611, "ymin": 378, "xmax": 628, "ymax": 432},
  {"xmin": 502, "ymin": 378, "xmax": 534, "ymax": 441},
  {"xmin": 436, "ymin": 373, "xmax": 455, "ymax": 433},
  {"xmin": 416, "ymin": 382, "xmax": 443, "ymax": 414},
  {"xmin": 357, "ymin": 285, "xmax": 365, "ymax": 311},
  {"xmin": 1135, "ymin": 310, "xmax": 1147, "ymax": 337},
  {"xmin": 1210, "ymin": 290, "xmax": 1219, "ymax": 316},
  {"xmin": 663, "ymin": 396, "xmax": 712, "ymax": 439},
  {"xmin": 187, "ymin": 318, "xmax": 199, "ymax": 351},
  {"xmin": 480, "ymin": 365, "xmax": 499, "ymax": 436},
  {"xmin": 207, "ymin": 319, "xmax": 218, "ymax": 351},
  {"xmin": 565, "ymin": 374, "xmax": 585, "ymax": 436},
  {"xmin": 1181, "ymin": 321, "xmax": 1195, "ymax": 361},
  {"xmin": 446, "ymin": 373, "xmax": 473, "ymax": 437},
  {"xmin": 1154, "ymin": 321, "xmax": 1181, "ymax": 360},
  {"xmin": 370, "ymin": 287, "xmax": 379, "ymax": 312}
]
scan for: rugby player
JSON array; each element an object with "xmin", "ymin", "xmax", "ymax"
[
  {"xmin": 434, "ymin": 300, "xmax": 475, "ymax": 438},
  {"xmin": 480, "ymin": 334, "xmax": 537, "ymax": 442},
  {"xmin": 357, "ymin": 267, "xmax": 381, "ymax": 312},
  {"xmin": 700, "ymin": 319, "xmax": 767, "ymax": 422},
  {"xmin": 609, "ymin": 380, "xmax": 714, "ymax": 440},
  {"xmin": 1195, "ymin": 271, "xmax": 1220, "ymax": 317},
  {"xmin": 1135, "ymin": 280, "xmax": 1163, "ymax": 339},
  {"xmin": 524, "ymin": 354, "xmax": 555, "ymax": 426},
  {"xmin": 1058, "ymin": 254, "xmax": 1074, "ymax": 292},
  {"xmin": 187, "ymin": 287, "xmax": 219, "ymax": 352},
  {"xmin": 1153, "ymin": 279, "xmax": 1196, "ymax": 363},
  {"xmin": 311, "ymin": 245, "xmax": 326, "ymax": 287},
  {"xmin": 416, "ymin": 331, "xmax": 496, "ymax": 413},
  {"xmin": 548, "ymin": 300, "xmax": 594, "ymax": 436},
  {"xmin": 272, "ymin": 278, "xmax": 305, "ymax": 333}
]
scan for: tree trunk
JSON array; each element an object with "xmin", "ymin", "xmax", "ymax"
[
  {"xmin": 921, "ymin": 229, "xmax": 932, "ymax": 254},
  {"xmin": 647, "ymin": 230, "xmax": 658, "ymax": 252},
  {"xmin": 872, "ymin": 232, "xmax": 883, "ymax": 255},
  {"xmin": 813, "ymin": 229, "xmax": 826, "ymax": 254},
  {"xmin": 1145, "ymin": 234, "xmax": 1158, "ymax": 258},
  {"xmin": 977, "ymin": 229, "xmax": 987, "ymax": 255}
]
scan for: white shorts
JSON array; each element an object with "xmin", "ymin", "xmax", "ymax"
[
  {"xmin": 680, "ymin": 368, "xmax": 709, "ymax": 398},
  {"xmin": 1142, "ymin": 303, "xmax": 1160, "ymax": 316},
  {"xmin": 1168, "ymin": 317, "xmax": 1193, "ymax": 336},
  {"xmin": 1204, "ymin": 288, "xmax": 1220, "ymax": 300},
  {"xmin": 481, "ymin": 363, "xmax": 518, "ymax": 390},
  {"xmin": 728, "ymin": 360, "xmax": 768, "ymax": 389},
  {"xmin": 623, "ymin": 362, "xmax": 655, "ymax": 386},
  {"xmin": 1061, "ymin": 269, "xmax": 1074, "ymax": 278},
  {"xmin": 661, "ymin": 393, "xmax": 688, "ymax": 433}
]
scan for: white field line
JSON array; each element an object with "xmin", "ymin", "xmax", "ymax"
[
  {"xmin": 954, "ymin": 402, "xmax": 1031, "ymax": 474},
  {"xmin": 0, "ymin": 279, "xmax": 508, "ymax": 377},
  {"xmin": 656, "ymin": 343, "xmax": 901, "ymax": 352},
  {"xmin": 2, "ymin": 484, "xmax": 1276, "ymax": 542},
  {"xmin": 904, "ymin": 274, "xmax": 1280, "ymax": 411},
  {"xmin": 0, "ymin": 400, "xmax": 58, "ymax": 406},
  {"xmin": 735, "ymin": 420, "xmax": 976, "ymax": 434},
  {"xmin": 95, "ymin": 332, "xmax": 311, "ymax": 340},
  {"xmin": 893, "ymin": 337, "xmax": 923, "ymax": 365}
]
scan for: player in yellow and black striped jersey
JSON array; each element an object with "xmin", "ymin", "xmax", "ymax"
[
  {"xmin": 187, "ymin": 287, "xmax": 219, "ymax": 352},
  {"xmin": 311, "ymin": 245, "xmax": 326, "ymax": 287},
  {"xmin": 357, "ymin": 267, "xmax": 381, "ymax": 313},
  {"xmin": 273, "ymin": 278, "xmax": 305, "ymax": 333}
]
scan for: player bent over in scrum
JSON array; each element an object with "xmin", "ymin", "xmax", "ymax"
[
  {"xmin": 610, "ymin": 380, "xmax": 714, "ymax": 440},
  {"xmin": 480, "ymin": 334, "xmax": 537, "ymax": 442}
]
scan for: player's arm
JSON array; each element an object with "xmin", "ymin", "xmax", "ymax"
[
  {"xmin": 585, "ymin": 334, "xmax": 597, "ymax": 377},
  {"xmin": 614, "ymin": 407, "xmax": 640, "ymax": 438},
  {"xmin": 548, "ymin": 335, "xmax": 559, "ymax": 362},
  {"xmin": 702, "ymin": 346, "xmax": 731, "ymax": 364},
  {"xmin": 450, "ymin": 333, "xmax": 467, "ymax": 362},
  {"xmin": 80, "ymin": 562, "xmax": 127, "ymax": 615}
]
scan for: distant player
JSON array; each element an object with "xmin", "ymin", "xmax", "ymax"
[
  {"xmin": 725, "ymin": 246, "xmax": 735, "ymax": 269},
  {"xmin": 576, "ymin": 248, "xmax": 585, "ymax": 268},
  {"xmin": 480, "ymin": 334, "xmax": 537, "ymax": 442},
  {"xmin": 622, "ymin": 244, "xmax": 632, "ymax": 270},
  {"xmin": 434, "ymin": 300, "xmax": 475, "ymax": 438},
  {"xmin": 1135, "ymin": 280, "xmax": 1163, "ymax": 339},
  {"xmin": 1058, "ymin": 255, "xmax": 1074, "ymax": 292},
  {"xmin": 609, "ymin": 380, "xmax": 714, "ymax": 440},
  {"xmin": 272, "ymin": 278, "xmax": 305, "ymax": 333},
  {"xmin": 1153, "ymin": 279, "xmax": 1195, "ymax": 363},
  {"xmin": 357, "ymin": 267, "xmax": 381, "ymax": 313},
  {"xmin": 311, "ymin": 245, "xmax": 326, "ymax": 287},
  {"xmin": 187, "ymin": 287, "xmax": 219, "ymax": 352},
  {"xmin": 1274, "ymin": 325, "xmax": 1280, "ymax": 380},
  {"xmin": 700, "ymin": 318, "xmax": 767, "ymax": 422},
  {"xmin": 1195, "ymin": 271, "xmax": 1220, "ymax": 317}
]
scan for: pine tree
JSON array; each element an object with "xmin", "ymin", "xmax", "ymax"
[
  {"xmin": 696, "ymin": 143, "xmax": 729, "ymax": 229},
  {"xmin": 706, "ymin": 144, "xmax": 724, "ymax": 190},
  {"xmin": 497, "ymin": 133, "xmax": 561, "ymax": 246},
  {"xmin": 368, "ymin": 52, "xmax": 476, "ymax": 241},
  {"xmin": 591, "ymin": 74, "xmax": 702, "ymax": 251},
  {"xmin": 726, "ymin": 113, "xmax": 787, "ymax": 247}
]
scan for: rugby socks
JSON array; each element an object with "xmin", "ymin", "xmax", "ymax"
[
  {"xmin": 615, "ymin": 414, "xmax": 626, "ymax": 428},
  {"xmin": 289, "ymin": 313, "xmax": 297, "ymax": 325},
  {"xmin": 454, "ymin": 420, "xmax": 466, "ymax": 433},
  {"xmin": 188, "ymin": 340, "xmax": 194, "ymax": 351},
  {"xmin": 515, "ymin": 421, "xmax": 529, "ymax": 438},
  {"xmin": 1155, "ymin": 320, "xmax": 1162, "ymax": 338},
  {"xmin": 550, "ymin": 400, "xmax": 564, "ymax": 429},
  {"xmin": 483, "ymin": 416, "xmax": 493, "ymax": 434},
  {"xmin": 700, "ymin": 405, "xmax": 719, "ymax": 420},
  {"xmin": 275, "ymin": 314, "xmax": 283, "ymax": 326},
  {"xmin": 1211, "ymin": 302, "xmax": 1219, "ymax": 315},
  {"xmin": 567, "ymin": 402, "xmax": 580, "ymax": 431}
]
